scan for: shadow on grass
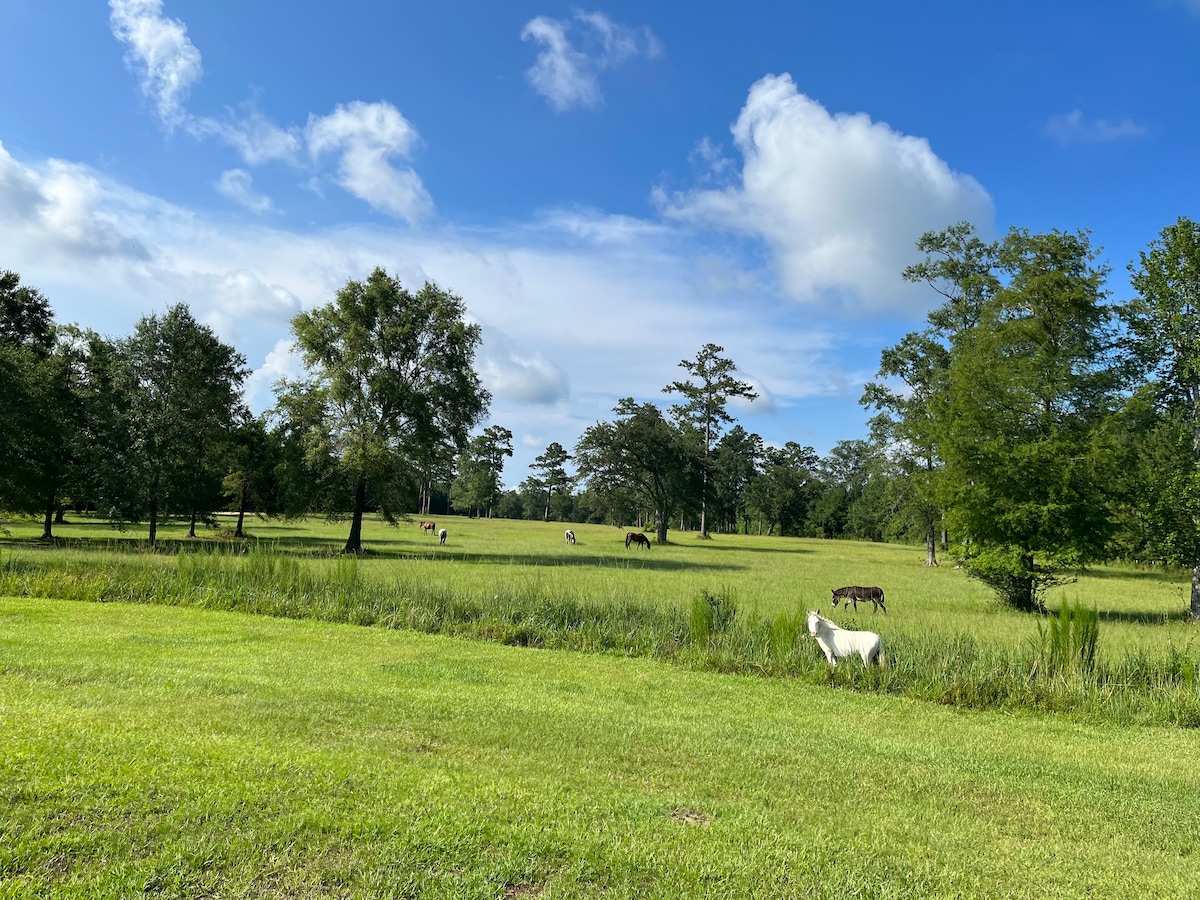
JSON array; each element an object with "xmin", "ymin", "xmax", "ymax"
[
  {"xmin": 1080, "ymin": 566, "xmax": 1192, "ymax": 584},
  {"xmin": 0, "ymin": 533, "xmax": 743, "ymax": 573},
  {"xmin": 1096, "ymin": 608, "xmax": 1193, "ymax": 625}
]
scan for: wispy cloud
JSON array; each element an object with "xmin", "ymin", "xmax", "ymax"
[
  {"xmin": 108, "ymin": 2, "xmax": 431, "ymax": 222},
  {"xmin": 1044, "ymin": 110, "xmax": 1146, "ymax": 144},
  {"xmin": 521, "ymin": 11, "xmax": 661, "ymax": 112},
  {"xmin": 108, "ymin": 0, "xmax": 203, "ymax": 131},
  {"xmin": 215, "ymin": 169, "xmax": 273, "ymax": 213}
]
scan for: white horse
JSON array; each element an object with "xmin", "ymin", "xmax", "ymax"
[
  {"xmin": 564, "ymin": 529, "xmax": 576, "ymax": 545},
  {"xmin": 438, "ymin": 528, "xmax": 447, "ymax": 545},
  {"xmin": 807, "ymin": 610, "xmax": 884, "ymax": 666}
]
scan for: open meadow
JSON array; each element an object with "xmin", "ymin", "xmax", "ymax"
[{"xmin": 3, "ymin": 515, "xmax": 1200, "ymax": 897}]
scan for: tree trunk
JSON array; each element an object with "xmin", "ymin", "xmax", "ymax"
[
  {"xmin": 234, "ymin": 483, "xmax": 248, "ymax": 538},
  {"xmin": 544, "ymin": 487, "xmax": 551, "ymax": 522},
  {"xmin": 54, "ymin": 505, "xmax": 65, "ymax": 525},
  {"xmin": 655, "ymin": 517, "xmax": 668, "ymax": 544},
  {"xmin": 343, "ymin": 476, "xmax": 367, "ymax": 554},
  {"xmin": 148, "ymin": 494, "xmax": 158, "ymax": 549},
  {"xmin": 187, "ymin": 509, "xmax": 198, "ymax": 539},
  {"xmin": 924, "ymin": 520, "xmax": 938, "ymax": 567},
  {"xmin": 1191, "ymin": 562, "xmax": 1200, "ymax": 620}
]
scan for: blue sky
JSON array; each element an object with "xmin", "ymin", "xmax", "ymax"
[{"xmin": 2, "ymin": 1, "xmax": 1197, "ymax": 485}]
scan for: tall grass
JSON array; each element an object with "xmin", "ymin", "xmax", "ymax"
[{"xmin": 3, "ymin": 543, "xmax": 1200, "ymax": 726}]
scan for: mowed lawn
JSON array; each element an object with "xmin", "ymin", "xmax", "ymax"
[{"xmin": 4, "ymin": 597, "xmax": 1200, "ymax": 899}]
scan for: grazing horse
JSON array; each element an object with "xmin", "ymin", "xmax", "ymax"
[
  {"xmin": 438, "ymin": 528, "xmax": 447, "ymax": 545},
  {"xmin": 564, "ymin": 529, "xmax": 576, "ymax": 545},
  {"xmin": 807, "ymin": 610, "xmax": 885, "ymax": 666},
  {"xmin": 420, "ymin": 520, "xmax": 436, "ymax": 535},
  {"xmin": 625, "ymin": 532, "xmax": 651, "ymax": 550},
  {"xmin": 830, "ymin": 585, "xmax": 887, "ymax": 614}
]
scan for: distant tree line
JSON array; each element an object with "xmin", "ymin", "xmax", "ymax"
[{"xmin": 3, "ymin": 217, "xmax": 1200, "ymax": 617}]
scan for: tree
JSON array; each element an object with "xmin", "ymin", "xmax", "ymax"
[
  {"xmin": 98, "ymin": 305, "xmax": 248, "ymax": 546},
  {"xmin": 862, "ymin": 221, "xmax": 1000, "ymax": 565},
  {"xmin": 1121, "ymin": 216, "xmax": 1200, "ymax": 617},
  {"xmin": 664, "ymin": 343, "xmax": 757, "ymax": 538},
  {"xmin": 939, "ymin": 228, "xmax": 1121, "ymax": 611},
  {"xmin": 222, "ymin": 413, "xmax": 282, "ymax": 538},
  {"xmin": 575, "ymin": 399, "xmax": 699, "ymax": 544},
  {"xmin": 452, "ymin": 425, "xmax": 513, "ymax": 518},
  {"xmin": 0, "ymin": 271, "xmax": 62, "ymax": 532},
  {"xmin": 528, "ymin": 441, "xmax": 574, "ymax": 521},
  {"xmin": 710, "ymin": 426, "xmax": 762, "ymax": 534},
  {"xmin": 862, "ymin": 331, "xmax": 950, "ymax": 564},
  {"xmin": 277, "ymin": 268, "xmax": 488, "ymax": 553},
  {"xmin": 745, "ymin": 442, "xmax": 817, "ymax": 536}
]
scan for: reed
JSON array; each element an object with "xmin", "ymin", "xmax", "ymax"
[{"xmin": 3, "ymin": 537, "xmax": 1199, "ymax": 726}]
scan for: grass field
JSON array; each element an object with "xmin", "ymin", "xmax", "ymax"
[
  {"xmin": 4, "ymin": 596, "xmax": 1200, "ymax": 899},
  {"xmin": 3, "ymin": 514, "xmax": 1200, "ymax": 896}
]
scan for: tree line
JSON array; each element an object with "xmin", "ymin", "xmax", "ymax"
[{"xmin": 2, "ymin": 217, "xmax": 1200, "ymax": 617}]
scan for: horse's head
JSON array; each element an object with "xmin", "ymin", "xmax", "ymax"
[{"xmin": 807, "ymin": 610, "xmax": 822, "ymax": 637}]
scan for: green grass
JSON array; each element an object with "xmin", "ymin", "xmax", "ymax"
[
  {"xmin": 4, "ymin": 597, "xmax": 1200, "ymax": 898},
  {"xmin": 3, "ymin": 513, "xmax": 1199, "ymax": 725}
]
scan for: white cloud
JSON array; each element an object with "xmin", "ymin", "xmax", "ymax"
[
  {"xmin": 478, "ymin": 332, "xmax": 570, "ymax": 405},
  {"xmin": 1044, "ymin": 110, "xmax": 1146, "ymax": 145},
  {"xmin": 307, "ymin": 101, "xmax": 432, "ymax": 223},
  {"xmin": 0, "ymin": 139, "xmax": 153, "ymax": 262},
  {"xmin": 243, "ymin": 338, "xmax": 302, "ymax": 411},
  {"xmin": 521, "ymin": 11, "xmax": 661, "ymax": 112},
  {"xmin": 0, "ymin": 135, "xmax": 872, "ymax": 480},
  {"xmin": 215, "ymin": 169, "xmax": 273, "ymax": 213},
  {"xmin": 108, "ymin": 5, "xmax": 428, "ymax": 221},
  {"xmin": 191, "ymin": 105, "xmax": 303, "ymax": 166},
  {"xmin": 108, "ymin": 0, "xmax": 203, "ymax": 130},
  {"xmin": 655, "ymin": 74, "xmax": 994, "ymax": 314}
]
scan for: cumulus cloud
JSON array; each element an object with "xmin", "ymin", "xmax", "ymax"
[
  {"xmin": 108, "ymin": 0, "xmax": 203, "ymax": 130},
  {"xmin": 479, "ymin": 346, "xmax": 570, "ymax": 405},
  {"xmin": 1044, "ymin": 110, "xmax": 1146, "ymax": 145},
  {"xmin": 655, "ymin": 74, "xmax": 994, "ymax": 314},
  {"xmin": 521, "ymin": 11, "xmax": 661, "ymax": 112},
  {"xmin": 307, "ymin": 101, "xmax": 432, "ymax": 222},
  {"xmin": 215, "ymin": 169, "xmax": 273, "ymax": 213}
]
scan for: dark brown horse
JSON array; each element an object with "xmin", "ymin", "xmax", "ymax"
[
  {"xmin": 831, "ymin": 585, "xmax": 887, "ymax": 614},
  {"xmin": 625, "ymin": 532, "xmax": 651, "ymax": 550}
]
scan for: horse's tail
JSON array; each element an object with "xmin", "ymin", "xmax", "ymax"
[{"xmin": 876, "ymin": 640, "xmax": 887, "ymax": 668}]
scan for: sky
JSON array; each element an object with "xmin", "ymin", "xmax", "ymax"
[{"xmin": 2, "ymin": 0, "xmax": 1198, "ymax": 486}]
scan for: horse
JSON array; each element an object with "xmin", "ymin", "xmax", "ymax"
[
  {"xmin": 625, "ymin": 532, "xmax": 651, "ymax": 549},
  {"xmin": 830, "ymin": 585, "xmax": 887, "ymax": 614},
  {"xmin": 807, "ymin": 610, "xmax": 885, "ymax": 666},
  {"xmin": 564, "ymin": 529, "xmax": 576, "ymax": 545},
  {"xmin": 420, "ymin": 520, "xmax": 436, "ymax": 535},
  {"xmin": 438, "ymin": 528, "xmax": 447, "ymax": 545}
]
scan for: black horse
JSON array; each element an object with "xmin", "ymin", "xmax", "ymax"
[
  {"xmin": 830, "ymin": 585, "xmax": 887, "ymax": 613},
  {"xmin": 625, "ymin": 532, "xmax": 651, "ymax": 550}
]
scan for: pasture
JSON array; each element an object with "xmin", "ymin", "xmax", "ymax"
[
  {"xmin": 3, "ymin": 514, "xmax": 1200, "ymax": 896},
  {"xmin": 4, "ymin": 597, "xmax": 1200, "ymax": 898}
]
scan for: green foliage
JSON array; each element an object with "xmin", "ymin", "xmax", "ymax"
[
  {"xmin": 1033, "ymin": 600, "xmax": 1100, "ymax": 679},
  {"xmin": 664, "ymin": 343, "xmax": 758, "ymax": 537},
  {"xmin": 277, "ymin": 268, "xmax": 489, "ymax": 552},
  {"xmin": 688, "ymin": 587, "xmax": 737, "ymax": 645},
  {"xmin": 575, "ymin": 398, "xmax": 701, "ymax": 542},
  {"xmin": 895, "ymin": 225, "xmax": 1122, "ymax": 611},
  {"xmin": 1121, "ymin": 216, "xmax": 1200, "ymax": 617}
]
